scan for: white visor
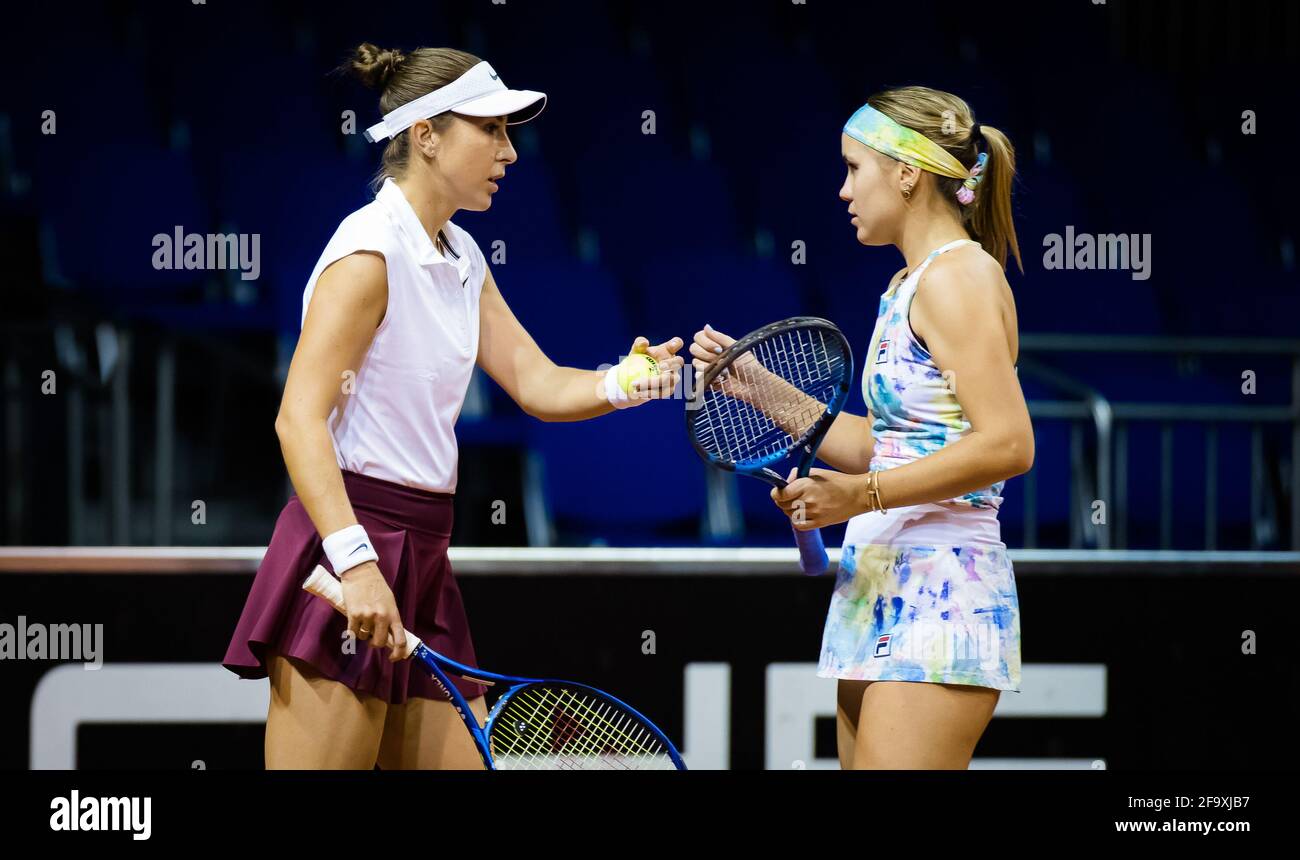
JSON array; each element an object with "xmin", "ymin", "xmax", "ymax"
[{"xmin": 363, "ymin": 60, "xmax": 547, "ymax": 143}]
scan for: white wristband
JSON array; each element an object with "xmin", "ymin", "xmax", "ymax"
[
  {"xmin": 602, "ymin": 365, "xmax": 646, "ymax": 410},
  {"xmin": 322, "ymin": 524, "xmax": 379, "ymax": 577}
]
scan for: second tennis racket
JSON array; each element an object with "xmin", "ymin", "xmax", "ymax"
[{"xmin": 686, "ymin": 316, "xmax": 854, "ymax": 575}]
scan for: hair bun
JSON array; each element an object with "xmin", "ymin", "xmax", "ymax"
[{"xmin": 350, "ymin": 42, "xmax": 407, "ymax": 90}]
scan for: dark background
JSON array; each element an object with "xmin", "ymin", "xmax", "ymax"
[{"xmin": 1, "ymin": 0, "xmax": 1296, "ymax": 550}]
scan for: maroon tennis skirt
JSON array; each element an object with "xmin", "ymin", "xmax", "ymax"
[{"xmin": 222, "ymin": 470, "xmax": 486, "ymax": 704}]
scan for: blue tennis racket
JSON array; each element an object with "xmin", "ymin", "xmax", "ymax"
[
  {"xmin": 686, "ymin": 316, "xmax": 854, "ymax": 575},
  {"xmin": 303, "ymin": 566, "xmax": 686, "ymax": 770}
]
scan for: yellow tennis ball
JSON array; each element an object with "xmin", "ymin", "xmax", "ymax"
[{"xmin": 617, "ymin": 353, "xmax": 659, "ymax": 394}]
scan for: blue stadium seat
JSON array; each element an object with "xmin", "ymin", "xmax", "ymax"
[
  {"xmin": 526, "ymin": 402, "xmax": 706, "ymax": 543},
  {"xmin": 573, "ymin": 156, "xmax": 745, "ymax": 270},
  {"xmin": 453, "ymin": 160, "xmax": 571, "ymax": 266},
  {"xmin": 493, "ymin": 260, "xmax": 632, "ymax": 369},
  {"xmin": 499, "ymin": 257, "xmax": 704, "ymax": 542},
  {"xmin": 627, "ymin": 252, "xmax": 808, "ymax": 349},
  {"xmin": 34, "ymin": 140, "xmax": 206, "ymax": 293}
]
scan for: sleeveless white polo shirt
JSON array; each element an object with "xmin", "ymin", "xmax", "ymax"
[{"xmin": 301, "ymin": 177, "xmax": 487, "ymax": 494}]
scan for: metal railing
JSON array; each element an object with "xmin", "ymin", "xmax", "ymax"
[
  {"xmin": 2, "ymin": 321, "xmax": 285, "ymax": 546},
  {"xmin": 1016, "ymin": 335, "xmax": 1300, "ymax": 551},
  {"xmin": 5, "ymin": 324, "xmax": 1297, "ymax": 551},
  {"xmin": 696, "ymin": 334, "xmax": 1299, "ymax": 552}
]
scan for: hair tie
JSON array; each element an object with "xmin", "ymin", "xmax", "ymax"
[{"xmin": 956, "ymin": 151, "xmax": 988, "ymax": 205}]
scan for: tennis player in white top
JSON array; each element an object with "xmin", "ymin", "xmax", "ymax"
[{"xmin": 226, "ymin": 44, "xmax": 684, "ymax": 769}]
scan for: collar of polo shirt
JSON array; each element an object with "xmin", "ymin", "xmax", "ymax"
[
  {"xmin": 363, "ymin": 61, "xmax": 547, "ymax": 143},
  {"xmin": 376, "ymin": 178, "xmax": 473, "ymax": 282}
]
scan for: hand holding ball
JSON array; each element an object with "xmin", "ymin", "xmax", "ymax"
[
  {"xmin": 616, "ymin": 353, "xmax": 659, "ymax": 395},
  {"xmin": 602, "ymin": 336, "xmax": 683, "ymax": 409}
]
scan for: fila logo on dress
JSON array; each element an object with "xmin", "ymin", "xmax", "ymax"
[{"xmin": 875, "ymin": 339, "xmax": 891, "ymax": 365}]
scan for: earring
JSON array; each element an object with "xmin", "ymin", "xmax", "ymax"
[{"xmin": 902, "ymin": 186, "xmax": 913, "ymax": 200}]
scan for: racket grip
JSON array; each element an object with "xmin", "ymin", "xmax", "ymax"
[
  {"xmin": 303, "ymin": 565, "xmax": 347, "ymax": 613},
  {"xmin": 793, "ymin": 526, "xmax": 829, "ymax": 576},
  {"xmin": 302, "ymin": 564, "xmax": 420, "ymax": 658}
]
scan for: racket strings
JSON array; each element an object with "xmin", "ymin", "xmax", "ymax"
[
  {"xmin": 512, "ymin": 689, "xmax": 644, "ymax": 769},
  {"xmin": 489, "ymin": 684, "xmax": 676, "ymax": 770},
  {"xmin": 695, "ymin": 327, "xmax": 848, "ymax": 466},
  {"xmin": 492, "ymin": 687, "xmax": 666, "ymax": 770},
  {"xmin": 526, "ymin": 691, "xmax": 661, "ymax": 770},
  {"xmin": 752, "ymin": 329, "xmax": 831, "ymax": 433}
]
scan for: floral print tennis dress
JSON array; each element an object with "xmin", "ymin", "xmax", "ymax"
[{"xmin": 818, "ymin": 239, "xmax": 1022, "ymax": 692}]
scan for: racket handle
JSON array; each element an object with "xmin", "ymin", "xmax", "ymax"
[
  {"xmin": 793, "ymin": 526, "xmax": 829, "ymax": 576},
  {"xmin": 302, "ymin": 564, "xmax": 420, "ymax": 658}
]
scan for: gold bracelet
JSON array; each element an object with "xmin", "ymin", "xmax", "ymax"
[
  {"xmin": 864, "ymin": 471, "xmax": 879, "ymax": 513},
  {"xmin": 867, "ymin": 470, "xmax": 889, "ymax": 515}
]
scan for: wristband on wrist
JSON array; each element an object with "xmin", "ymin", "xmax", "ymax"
[
  {"xmin": 322, "ymin": 523, "xmax": 379, "ymax": 576},
  {"xmin": 602, "ymin": 365, "xmax": 645, "ymax": 410}
]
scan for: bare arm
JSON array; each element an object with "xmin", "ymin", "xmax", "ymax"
[
  {"xmin": 769, "ymin": 255, "xmax": 1033, "ymax": 528},
  {"xmin": 477, "ymin": 266, "xmax": 683, "ymax": 421},
  {"xmin": 276, "ymin": 253, "xmax": 384, "ymax": 535},
  {"xmin": 273, "ymin": 251, "xmax": 407, "ymax": 658},
  {"xmin": 814, "ymin": 412, "xmax": 875, "ymax": 475}
]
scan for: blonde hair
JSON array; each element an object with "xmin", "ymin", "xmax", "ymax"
[{"xmin": 867, "ymin": 86, "xmax": 1022, "ymax": 273}]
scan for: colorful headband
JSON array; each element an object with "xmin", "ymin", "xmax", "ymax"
[{"xmin": 843, "ymin": 103, "xmax": 985, "ymax": 206}]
